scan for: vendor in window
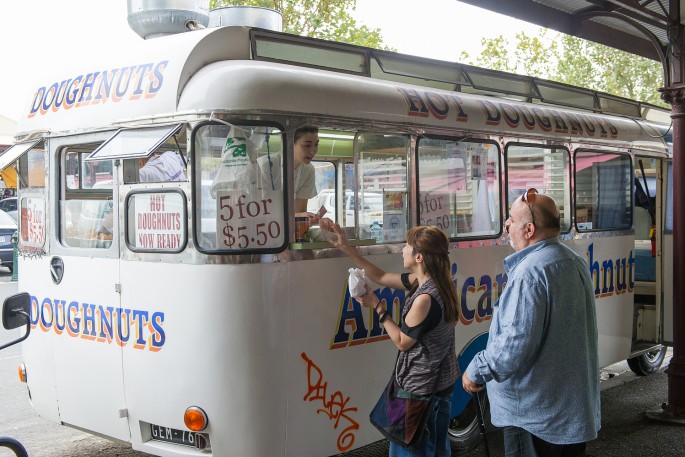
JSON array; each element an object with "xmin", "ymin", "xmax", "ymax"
[
  {"xmin": 138, "ymin": 150, "xmax": 186, "ymax": 183},
  {"xmin": 260, "ymin": 126, "xmax": 332, "ymax": 229}
]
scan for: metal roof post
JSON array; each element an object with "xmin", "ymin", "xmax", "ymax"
[{"xmin": 649, "ymin": 0, "xmax": 685, "ymax": 422}]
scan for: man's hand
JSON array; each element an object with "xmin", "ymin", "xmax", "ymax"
[{"xmin": 462, "ymin": 371, "xmax": 485, "ymax": 393}]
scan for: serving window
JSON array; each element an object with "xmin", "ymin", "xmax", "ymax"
[
  {"xmin": 193, "ymin": 122, "xmax": 286, "ymax": 252},
  {"xmin": 350, "ymin": 133, "xmax": 409, "ymax": 244},
  {"xmin": 418, "ymin": 138, "xmax": 501, "ymax": 239}
]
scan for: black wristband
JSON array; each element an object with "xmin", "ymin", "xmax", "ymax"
[{"xmin": 378, "ymin": 310, "xmax": 390, "ymax": 323}]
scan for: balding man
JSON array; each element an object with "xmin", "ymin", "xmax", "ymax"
[{"xmin": 462, "ymin": 188, "xmax": 600, "ymax": 457}]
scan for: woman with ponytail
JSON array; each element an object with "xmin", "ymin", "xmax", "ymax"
[{"xmin": 329, "ymin": 224, "xmax": 459, "ymax": 457}]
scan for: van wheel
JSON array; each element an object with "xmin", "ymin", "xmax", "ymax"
[
  {"xmin": 627, "ymin": 346, "xmax": 667, "ymax": 376},
  {"xmin": 448, "ymin": 391, "xmax": 490, "ymax": 452}
]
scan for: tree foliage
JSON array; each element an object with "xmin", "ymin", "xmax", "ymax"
[
  {"xmin": 209, "ymin": 0, "xmax": 391, "ymax": 49},
  {"xmin": 460, "ymin": 30, "xmax": 665, "ymax": 106},
  {"xmin": 462, "ymin": 31, "xmax": 558, "ymax": 77}
]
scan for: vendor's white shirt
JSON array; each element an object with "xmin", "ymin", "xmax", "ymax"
[
  {"xmin": 139, "ymin": 151, "xmax": 186, "ymax": 183},
  {"xmin": 258, "ymin": 154, "xmax": 317, "ymax": 200}
]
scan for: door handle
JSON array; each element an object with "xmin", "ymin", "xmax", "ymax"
[{"xmin": 50, "ymin": 257, "xmax": 64, "ymax": 284}]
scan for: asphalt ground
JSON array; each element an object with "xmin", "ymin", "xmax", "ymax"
[
  {"xmin": 460, "ymin": 352, "xmax": 685, "ymax": 457},
  {"xmin": 343, "ymin": 351, "xmax": 683, "ymax": 457}
]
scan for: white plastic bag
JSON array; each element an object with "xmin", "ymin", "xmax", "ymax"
[
  {"xmin": 211, "ymin": 125, "xmax": 263, "ymax": 196},
  {"xmin": 348, "ymin": 268, "xmax": 367, "ymax": 297}
]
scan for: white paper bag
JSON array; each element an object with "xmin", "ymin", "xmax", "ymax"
[{"xmin": 348, "ymin": 268, "xmax": 367, "ymax": 297}]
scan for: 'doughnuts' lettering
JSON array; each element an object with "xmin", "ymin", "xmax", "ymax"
[
  {"xmin": 28, "ymin": 60, "xmax": 169, "ymax": 118},
  {"xmin": 29, "ymin": 295, "xmax": 166, "ymax": 352}
]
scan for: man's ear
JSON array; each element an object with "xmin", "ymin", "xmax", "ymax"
[{"xmin": 525, "ymin": 223, "xmax": 536, "ymax": 239}]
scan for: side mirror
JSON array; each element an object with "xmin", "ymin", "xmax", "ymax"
[{"xmin": 1, "ymin": 292, "xmax": 31, "ymax": 351}]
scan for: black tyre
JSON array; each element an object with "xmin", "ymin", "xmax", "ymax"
[
  {"xmin": 627, "ymin": 346, "xmax": 667, "ymax": 376},
  {"xmin": 448, "ymin": 391, "xmax": 490, "ymax": 452}
]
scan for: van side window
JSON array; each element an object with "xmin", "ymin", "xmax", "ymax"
[
  {"xmin": 507, "ymin": 145, "xmax": 571, "ymax": 232},
  {"xmin": 353, "ymin": 133, "xmax": 409, "ymax": 243},
  {"xmin": 303, "ymin": 129, "xmax": 352, "ymax": 239},
  {"xmin": 574, "ymin": 150, "xmax": 632, "ymax": 231},
  {"xmin": 194, "ymin": 122, "xmax": 286, "ymax": 252},
  {"xmin": 12, "ymin": 142, "xmax": 47, "ymax": 252},
  {"xmin": 634, "ymin": 157, "xmax": 657, "ymax": 241},
  {"xmin": 17, "ymin": 146, "xmax": 46, "ymax": 189},
  {"xmin": 418, "ymin": 138, "xmax": 501, "ymax": 239},
  {"xmin": 61, "ymin": 147, "xmax": 114, "ymax": 249}
]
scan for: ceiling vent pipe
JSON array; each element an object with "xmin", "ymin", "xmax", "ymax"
[
  {"xmin": 127, "ymin": 0, "xmax": 210, "ymax": 39},
  {"xmin": 209, "ymin": 6, "xmax": 283, "ymax": 32}
]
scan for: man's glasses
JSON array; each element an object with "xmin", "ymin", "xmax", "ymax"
[{"xmin": 521, "ymin": 187, "xmax": 539, "ymax": 226}]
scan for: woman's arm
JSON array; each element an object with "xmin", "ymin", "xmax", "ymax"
[
  {"xmin": 328, "ymin": 223, "xmax": 406, "ymax": 290},
  {"xmin": 356, "ymin": 286, "xmax": 431, "ymax": 351}
]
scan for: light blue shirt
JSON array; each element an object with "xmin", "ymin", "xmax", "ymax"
[{"xmin": 465, "ymin": 237, "xmax": 601, "ymax": 444}]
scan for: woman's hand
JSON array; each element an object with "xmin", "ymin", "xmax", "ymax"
[
  {"xmin": 317, "ymin": 217, "xmax": 335, "ymax": 232},
  {"xmin": 354, "ymin": 284, "xmax": 380, "ymax": 309},
  {"xmin": 327, "ymin": 223, "xmax": 350, "ymax": 250}
]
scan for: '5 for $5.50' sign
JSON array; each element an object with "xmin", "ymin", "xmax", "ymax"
[{"xmin": 216, "ymin": 190, "xmax": 284, "ymax": 249}]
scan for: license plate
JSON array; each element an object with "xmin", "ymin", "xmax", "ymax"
[{"xmin": 149, "ymin": 424, "xmax": 205, "ymax": 448}]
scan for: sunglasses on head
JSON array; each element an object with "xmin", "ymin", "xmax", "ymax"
[{"xmin": 521, "ymin": 187, "xmax": 539, "ymax": 226}]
